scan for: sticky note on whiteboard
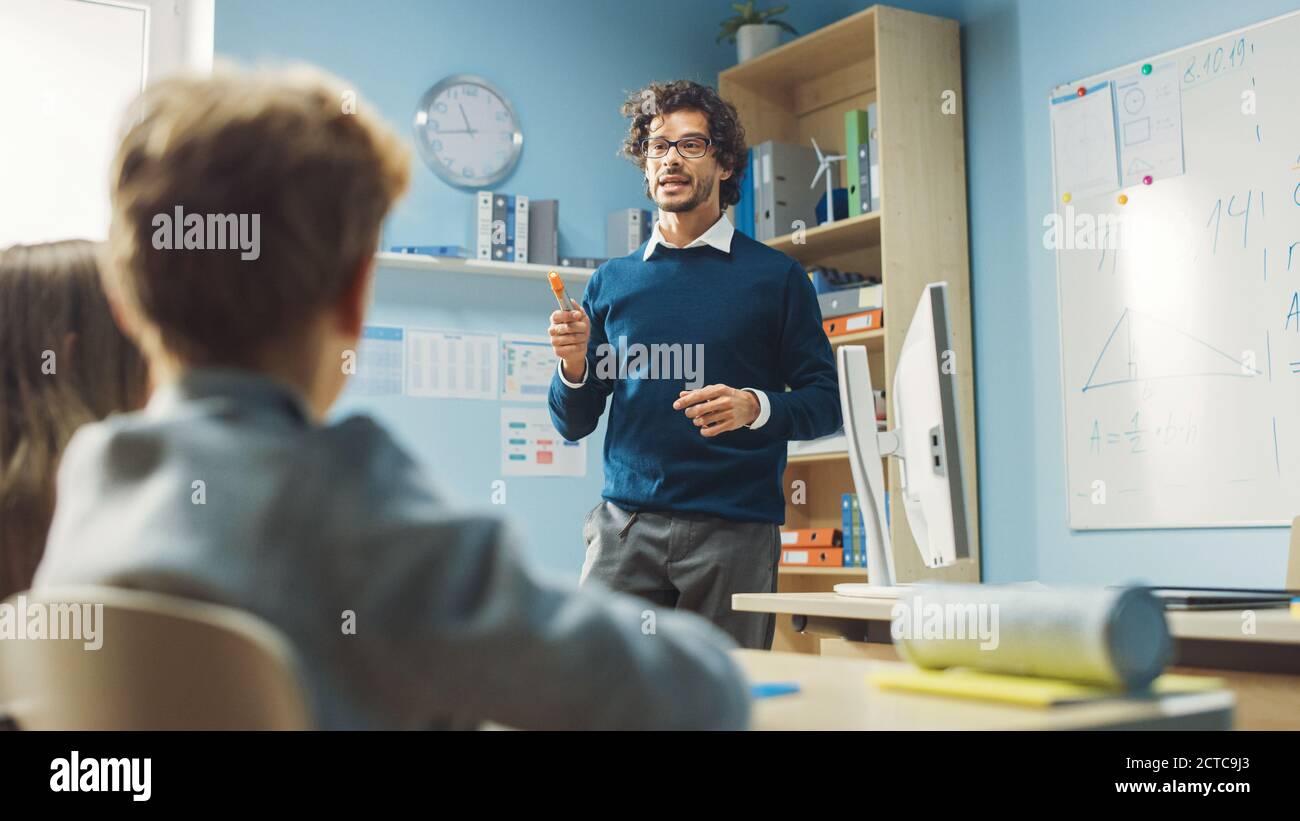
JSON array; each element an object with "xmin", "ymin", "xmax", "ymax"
[
  {"xmin": 1050, "ymin": 81, "xmax": 1120, "ymax": 201},
  {"xmin": 1114, "ymin": 61, "xmax": 1185, "ymax": 186}
]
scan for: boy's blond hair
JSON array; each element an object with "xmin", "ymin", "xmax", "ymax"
[{"xmin": 104, "ymin": 64, "xmax": 410, "ymax": 366}]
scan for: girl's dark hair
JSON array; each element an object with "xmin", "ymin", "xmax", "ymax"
[
  {"xmin": 620, "ymin": 80, "xmax": 747, "ymax": 207},
  {"xmin": 0, "ymin": 240, "xmax": 147, "ymax": 599}
]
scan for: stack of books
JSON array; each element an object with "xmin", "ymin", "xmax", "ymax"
[
  {"xmin": 476, "ymin": 191, "xmax": 528, "ymax": 263},
  {"xmin": 733, "ymin": 110, "xmax": 879, "ymax": 240},
  {"xmin": 840, "ymin": 491, "xmax": 891, "ymax": 568},
  {"xmin": 777, "ymin": 528, "xmax": 843, "ymax": 567},
  {"xmin": 474, "ymin": 192, "xmax": 561, "ymax": 266},
  {"xmin": 844, "ymin": 105, "xmax": 880, "ymax": 216},
  {"xmin": 816, "ymin": 276, "xmax": 883, "ymax": 338},
  {"xmin": 744, "ymin": 140, "xmax": 822, "ymax": 241},
  {"xmin": 606, "ymin": 208, "xmax": 654, "ymax": 257}
]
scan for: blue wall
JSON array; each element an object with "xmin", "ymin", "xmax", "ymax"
[
  {"xmin": 215, "ymin": 0, "xmax": 738, "ymax": 578},
  {"xmin": 216, "ymin": 0, "xmax": 1300, "ymax": 586},
  {"xmin": 215, "ymin": 0, "xmax": 735, "ymax": 258}
]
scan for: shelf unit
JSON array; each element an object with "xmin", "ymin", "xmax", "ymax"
[
  {"xmin": 827, "ymin": 327, "xmax": 884, "ymax": 351},
  {"xmin": 787, "ymin": 451, "xmax": 850, "ymax": 465},
  {"xmin": 721, "ymin": 4, "xmax": 979, "ymax": 650},
  {"xmin": 778, "ymin": 566, "xmax": 869, "ymax": 578},
  {"xmin": 766, "ymin": 210, "xmax": 881, "ymax": 258},
  {"xmin": 373, "ymin": 251, "xmax": 594, "ymax": 282}
]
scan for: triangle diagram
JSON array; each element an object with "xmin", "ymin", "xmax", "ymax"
[
  {"xmin": 1082, "ymin": 308, "xmax": 1258, "ymax": 392},
  {"xmin": 1126, "ymin": 156, "xmax": 1155, "ymax": 175}
]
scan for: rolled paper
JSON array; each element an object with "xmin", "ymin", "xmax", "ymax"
[{"xmin": 892, "ymin": 584, "xmax": 1171, "ymax": 689}]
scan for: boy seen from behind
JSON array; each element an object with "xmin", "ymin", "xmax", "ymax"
[{"xmin": 34, "ymin": 65, "xmax": 750, "ymax": 731}]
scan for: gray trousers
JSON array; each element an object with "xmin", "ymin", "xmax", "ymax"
[{"xmin": 580, "ymin": 500, "xmax": 780, "ymax": 650}]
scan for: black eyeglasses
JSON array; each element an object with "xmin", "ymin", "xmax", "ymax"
[{"xmin": 640, "ymin": 136, "xmax": 713, "ymax": 159}]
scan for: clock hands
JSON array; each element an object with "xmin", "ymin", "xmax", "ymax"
[{"xmin": 415, "ymin": 78, "xmax": 520, "ymax": 186}]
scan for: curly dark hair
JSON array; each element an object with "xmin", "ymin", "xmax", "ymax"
[{"xmin": 620, "ymin": 80, "xmax": 747, "ymax": 208}]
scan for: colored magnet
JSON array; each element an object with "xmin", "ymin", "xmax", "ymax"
[
  {"xmin": 1076, "ymin": 86, "xmax": 1087, "ymax": 97},
  {"xmin": 1142, "ymin": 175, "xmax": 1153, "ymax": 185},
  {"xmin": 1117, "ymin": 194, "xmax": 1128, "ymax": 205},
  {"xmin": 1062, "ymin": 192, "xmax": 1072, "ymax": 203},
  {"xmin": 1141, "ymin": 63, "xmax": 1152, "ymax": 75}
]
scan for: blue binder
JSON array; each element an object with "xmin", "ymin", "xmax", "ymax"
[{"xmin": 735, "ymin": 148, "xmax": 755, "ymax": 237}]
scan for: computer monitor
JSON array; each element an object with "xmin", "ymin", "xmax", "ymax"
[{"xmin": 835, "ymin": 282, "xmax": 973, "ymax": 594}]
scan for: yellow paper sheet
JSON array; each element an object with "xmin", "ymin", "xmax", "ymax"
[{"xmin": 867, "ymin": 668, "xmax": 1224, "ymax": 708}]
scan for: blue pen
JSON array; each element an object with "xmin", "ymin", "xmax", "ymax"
[{"xmin": 750, "ymin": 682, "xmax": 801, "ymax": 699}]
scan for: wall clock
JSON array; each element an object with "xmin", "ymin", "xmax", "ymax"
[{"xmin": 412, "ymin": 74, "xmax": 523, "ymax": 189}]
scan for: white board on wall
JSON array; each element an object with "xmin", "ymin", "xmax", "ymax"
[{"xmin": 1050, "ymin": 9, "xmax": 1300, "ymax": 529}]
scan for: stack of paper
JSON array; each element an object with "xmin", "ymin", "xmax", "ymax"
[{"xmin": 867, "ymin": 668, "xmax": 1224, "ymax": 708}]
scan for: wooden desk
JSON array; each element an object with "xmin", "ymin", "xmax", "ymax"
[
  {"xmin": 1163, "ymin": 608, "xmax": 1300, "ymax": 730},
  {"xmin": 732, "ymin": 649, "xmax": 1234, "ymax": 730},
  {"xmin": 733, "ymin": 592, "xmax": 1300, "ymax": 730}
]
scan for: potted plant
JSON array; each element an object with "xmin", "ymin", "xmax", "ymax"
[{"xmin": 717, "ymin": 2, "xmax": 798, "ymax": 63}]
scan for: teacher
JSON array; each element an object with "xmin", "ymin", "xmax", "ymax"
[{"xmin": 547, "ymin": 80, "xmax": 841, "ymax": 649}]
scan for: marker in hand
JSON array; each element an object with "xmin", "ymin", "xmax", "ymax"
[
  {"xmin": 548, "ymin": 271, "xmax": 588, "ymax": 383},
  {"xmin": 548, "ymin": 271, "xmax": 575, "ymax": 312}
]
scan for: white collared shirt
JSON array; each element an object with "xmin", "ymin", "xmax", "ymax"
[
  {"xmin": 557, "ymin": 212, "xmax": 771, "ymax": 430},
  {"xmin": 642, "ymin": 212, "xmax": 735, "ymax": 260}
]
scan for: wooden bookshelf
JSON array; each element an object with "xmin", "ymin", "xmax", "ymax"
[
  {"xmin": 778, "ymin": 566, "xmax": 869, "ymax": 577},
  {"xmin": 787, "ymin": 451, "xmax": 848, "ymax": 465},
  {"xmin": 722, "ymin": 4, "xmax": 980, "ymax": 601},
  {"xmin": 765, "ymin": 211, "xmax": 881, "ymax": 258},
  {"xmin": 828, "ymin": 327, "xmax": 884, "ymax": 350}
]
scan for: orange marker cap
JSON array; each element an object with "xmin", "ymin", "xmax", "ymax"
[{"xmin": 548, "ymin": 271, "xmax": 573, "ymax": 311}]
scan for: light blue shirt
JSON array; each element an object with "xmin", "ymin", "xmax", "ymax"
[{"xmin": 35, "ymin": 369, "xmax": 750, "ymax": 730}]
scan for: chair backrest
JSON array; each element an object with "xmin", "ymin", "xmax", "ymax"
[{"xmin": 0, "ymin": 586, "xmax": 312, "ymax": 730}]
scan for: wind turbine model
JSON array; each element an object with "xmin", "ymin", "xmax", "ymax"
[{"xmin": 809, "ymin": 137, "xmax": 846, "ymax": 226}]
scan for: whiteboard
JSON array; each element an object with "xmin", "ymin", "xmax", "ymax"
[{"xmin": 1050, "ymin": 8, "xmax": 1300, "ymax": 529}]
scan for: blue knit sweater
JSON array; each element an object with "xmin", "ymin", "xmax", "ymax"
[{"xmin": 548, "ymin": 232, "xmax": 841, "ymax": 523}]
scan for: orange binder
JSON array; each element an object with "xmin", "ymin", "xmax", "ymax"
[
  {"xmin": 823, "ymin": 308, "xmax": 883, "ymax": 337},
  {"xmin": 779, "ymin": 527, "xmax": 842, "ymax": 548},
  {"xmin": 780, "ymin": 547, "xmax": 844, "ymax": 567}
]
